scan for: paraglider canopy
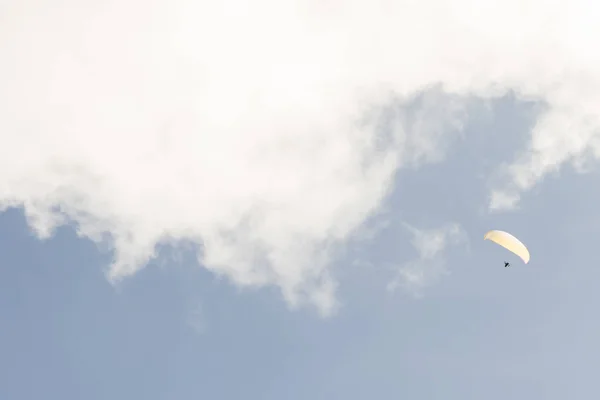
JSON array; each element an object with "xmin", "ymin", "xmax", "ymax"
[{"xmin": 484, "ymin": 230, "xmax": 530, "ymax": 264}]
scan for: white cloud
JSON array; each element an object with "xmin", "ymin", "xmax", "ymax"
[
  {"xmin": 388, "ymin": 223, "xmax": 467, "ymax": 295},
  {"xmin": 1, "ymin": 0, "xmax": 600, "ymax": 314}
]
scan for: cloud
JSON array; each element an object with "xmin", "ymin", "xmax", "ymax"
[
  {"xmin": 388, "ymin": 223, "xmax": 467, "ymax": 295},
  {"xmin": 1, "ymin": 0, "xmax": 599, "ymax": 314},
  {"xmin": 187, "ymin": 301, "xmax": 207, "ymax": 335}
]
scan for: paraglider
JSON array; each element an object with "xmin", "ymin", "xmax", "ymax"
[{"xmin": 484, "ymin": 230, "xmax": 530, "ymax": 265}]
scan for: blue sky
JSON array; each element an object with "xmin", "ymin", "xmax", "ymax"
[
  {"xmin": 2, "ymin": 1, "xmax": 600, "ymax": 399},
  {"xmin": 2, "ymin": 94, "xmax": 600, "ymax": 399}
]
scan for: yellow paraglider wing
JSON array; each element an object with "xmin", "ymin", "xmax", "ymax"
[{"xmin": 484, "ymin": 230, "xmax": 530, "ymax": 264}]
